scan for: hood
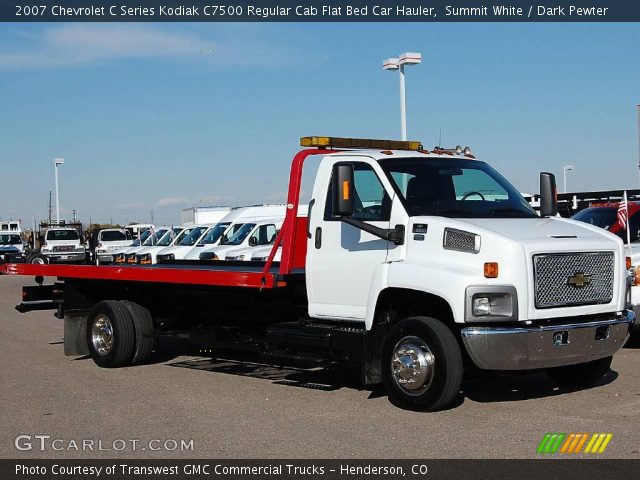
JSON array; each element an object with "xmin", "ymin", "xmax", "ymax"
[
  {"xmin": 458, "ymin": 217, "xmax": 620, "ymax": 253},
  {"xmin": 159, "ymin": 245, "xmax": 197, "ymax": 260}
]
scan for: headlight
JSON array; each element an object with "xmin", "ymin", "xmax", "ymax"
[
  {"xmin": 227, "ymin": 255, "xmax": 244, "ymax": 261},
  {"xmin": 137, "ymin": 254, "xmax": 152, "ymax": 265},
  {"xmin": 157, "ymin": 253, "xmax": 175, "ymax": 263},
  {"xmin": 76, "ymin": 246, "xmax": 86, "ymax": 253},
  {"xmin": 472, "ymin": 297, "xmax": 492, "ymax": 316},
  {"xmin": 465, "ymin": 286, "xmax": 517, "ymax": 322}
]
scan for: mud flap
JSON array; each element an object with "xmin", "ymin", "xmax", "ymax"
[{"xmin": 64, "ymin": 310, "xmax": 89, "ymax": 356}]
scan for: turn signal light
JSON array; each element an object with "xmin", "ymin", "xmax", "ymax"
[
  {"xmin": 484, "ymin": 262, "xmax": 499, "ymax": 278},
  {"xmin": 300, "ymin": 136, "xmax": 422, "ymax": 151}
]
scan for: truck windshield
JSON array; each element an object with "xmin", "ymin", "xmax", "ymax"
[
  {"xmin": 221, "ymin": 223, "xmax": 256, "ymax": 245},
  {"xmin": 143, "ymin": 229, "xmax": 167, "ymax": 246},
  {"xmin": 179, "ymin": 226, "xmax": 207, "ymax": 246},
  {"xmin": 200, "ymin": 222, "xmax": 231, "ymax": 245},
  {"xmin": 100, "ymin": 231, "xmax": 127, "ymax": 242},
  {"xmin": 379, "ymin": 158, "xmax": 536, "ymax": 218},
  {"xmin": 0, "ymin": 234, "xmax": 22, "ymax": 245},
  {"xmin": 46, "ymin": 230, "xmax": 79, "ymax": 241}
]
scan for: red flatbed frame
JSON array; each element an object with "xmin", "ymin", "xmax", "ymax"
[{"xmin": 0, "ymin": 148, "xmax": 332, "ymax": 289}]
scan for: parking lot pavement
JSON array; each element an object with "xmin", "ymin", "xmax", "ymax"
[{"xmin": 0, "ymin": 274, "xmax": 639, "ymax": 459}]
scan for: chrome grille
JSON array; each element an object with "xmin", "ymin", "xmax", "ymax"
[
  {"xmin": 443, "ymin": 228, "xmax": 478, "ymax": 253},
  {"xmin": 533, "ymin": 252, "xmax": 615, "ymax": 309}
]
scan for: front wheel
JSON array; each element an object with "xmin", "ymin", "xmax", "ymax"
[
  {"xmin": 382, "ymin": 316, "xmax": 463, "ymax": 411},
  {"xmin": 546, "ymin": 356, "xmax": 612, "ymax": 387}
]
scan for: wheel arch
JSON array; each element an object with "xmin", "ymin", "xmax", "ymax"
[{"xmin": 362, "ymin": 287, "xmax": 459, "ymax": 385}]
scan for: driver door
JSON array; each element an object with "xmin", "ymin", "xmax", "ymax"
[{"xmin": 307, "ymin": 160, "xmax": 392, "ymax": 320}]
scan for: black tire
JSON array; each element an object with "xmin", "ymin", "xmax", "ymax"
[
  {"xmin": 86, "ymin": 300, "xmax": 135, "ymax": 368},
  {"xmin": 28, "ymin": 253, "xmax": 49, "ymax": 265},
  {"xmin": 546, "ymin": 356, "xmax": 612, "ymax": 387},
  {"xmin": 121, "ymin": 300, "xmax": 154, "ymax": 365},
  {"xmin": 382, "ymin": 316, "xmax": 463, "ymax": 411}
]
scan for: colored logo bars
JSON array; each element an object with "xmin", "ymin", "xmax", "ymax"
[{"xmin": 537, "ymin": 433, "xmax": 613, "ymax": 454}]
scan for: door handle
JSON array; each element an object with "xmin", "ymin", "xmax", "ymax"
[
  {"xmin": 307, "ymin": 199, "xmax": 315, "ymax": 239},
  {"xmin": 315, "ymin": 227, "xmax": 322, "ymax": 249}
]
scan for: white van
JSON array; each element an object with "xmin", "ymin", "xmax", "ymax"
[
  {"xmin": 160, "ymin": 205, "xmax": 287, "ymax": 262},
  {"xmin": 135, "ymin": 226, "xmax": 193, "ymax": 265},
  {"xmin": 199, "ymin": 218, "xmax": 283, "ymax": 261},
  {"xmin": 156, "ymin": 224, "xmax": 217, "ymax": 262},
  {"xmin": 115, "ymin": 226, "xmax": 171, "ymax": 264},
  {"xmin": 124, "ymin": 224, "xmax": 155, "ymax": 240}
]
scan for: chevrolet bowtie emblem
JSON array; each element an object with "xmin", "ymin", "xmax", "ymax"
[{"xmin": 568, "ymin": 272, "xmax": 592, "ymax": 288}]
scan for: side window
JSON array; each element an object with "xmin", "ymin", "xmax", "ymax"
[
  {"xmin": 324, "ymin": 162, "xmax": 392, "ymax": 221},
  {"xmin": 251, "ymin": 224, "xmax": 277, "ymax": 245}
]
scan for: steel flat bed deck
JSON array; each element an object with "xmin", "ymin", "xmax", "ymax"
[{"xmin": 0, "ymin": 262, "xmax": 286, "ymax": 289}]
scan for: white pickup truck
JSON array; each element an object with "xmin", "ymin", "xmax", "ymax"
[{"xmin": 7, "ymin": 137, "xmax": 635, "ymax": 411}]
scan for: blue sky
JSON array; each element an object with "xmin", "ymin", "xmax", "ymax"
[{"xmin": 0, "ymin": 22, "xmax": 638, "ymax": 225}]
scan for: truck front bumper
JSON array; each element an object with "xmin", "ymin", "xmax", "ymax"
[
  {"xmin": 44, "ymin": 252, "xmax": 87, "ymax": 264},
  {"xmin": 460, "ymin": 310, "xmax": 635, "ymax": 371}
]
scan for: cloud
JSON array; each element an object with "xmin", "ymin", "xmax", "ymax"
[
  {"xmin": 155, "ymin": 197, "xmax": 189, "ymax": 208},
  {"xmin": 0, "ymin": 24, "xmax": 326, "ymax": 71},
  {"xmin": 0, "ymin": 25, "xmax": 204, "ymax": 71},
  {"xmin": 115, "ymin": 201, "xmax": 147, "ymax": 210}
]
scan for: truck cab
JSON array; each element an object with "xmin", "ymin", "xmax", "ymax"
[
  {"xmin": 35, "ymin": 227, "xmax": 86, "ymax": 264},
  {"xmin": 0, "ymin": 230, "xmax": 25, "ymax": 262},
  {"xmin": 298, "ymin": 137, "xmax": 632, "ymax": 409}
]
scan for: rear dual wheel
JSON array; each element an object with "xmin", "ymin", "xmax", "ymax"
[{"xmin": 87, "ymin": 300, "xmax": 154, "ymax": 368}]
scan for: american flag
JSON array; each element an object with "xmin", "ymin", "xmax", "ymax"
[{"xmin": 617, "ymin": 198, "xmax": 629, "ymax": 227}]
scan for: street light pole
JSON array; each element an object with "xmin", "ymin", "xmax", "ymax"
[
  {"xmin": 383, "ymin": 52, "xmax": 421, "ymax": 141},
  {"xmin": 54, "ymin": 158, "xmax": 64, "ymax": 223},
  {"xmin": 563, "ymin": 165, "xmax": 574, "ymax": 193},
  {"xmin": 398, "ymin": 63, "xmax": 406, "ymax": 140}
]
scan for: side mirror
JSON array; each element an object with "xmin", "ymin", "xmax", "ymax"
[
  {"xmin": 249, "ymin": 237, "xmax": 258, "ymax": 247},
  {"xmin": 332, "ymin": 164, "xmax": 355, "ymax": 217},
  {"xmin": 540, "ymin": 172, "xmax": 558, "ymax": 218}
]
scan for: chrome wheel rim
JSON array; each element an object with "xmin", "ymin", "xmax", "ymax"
[
  {"xmin": 32, "ymin": 257, "xmax": 45, "ymax": 264},
  {"xmin": 391, "ymin": 335, "xmax": 435, "ymax": 396},
  {"xmin": 92, "ymin": 314, "xmax": 114, "ymax": 356}
]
